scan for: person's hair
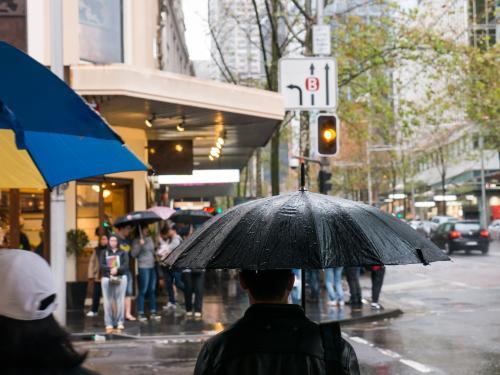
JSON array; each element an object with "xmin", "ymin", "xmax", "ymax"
[
  {"xmin": 0, "ymin": 313, "xmax": 86, "ymax": 370},
  {"xmin": 240, "ymin": 269, "xmax": 293, "ymax": 301}
]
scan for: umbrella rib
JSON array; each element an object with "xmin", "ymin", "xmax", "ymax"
[{"xmin": 303, "ymin": 192, "xmax": 323, "ymax": 267}]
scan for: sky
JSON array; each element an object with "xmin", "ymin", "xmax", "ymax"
[{"xmin": 182, "ymin": 0, "xmax": 211, "ymax": 60}]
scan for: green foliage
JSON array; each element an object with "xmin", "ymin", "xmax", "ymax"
[{"xmin": 66, "ymin": 229, "xmax": 89, "ymax": 256}]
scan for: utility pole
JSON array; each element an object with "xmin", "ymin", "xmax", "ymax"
[
  {"xmin": 479, "ymin": 136, "xmax": 488, "ymax": 228},
  {"xmin": 50, "ymin": 0, "xmax": 67, "ymax": 325}
]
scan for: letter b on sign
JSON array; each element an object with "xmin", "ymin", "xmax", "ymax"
[{"xmin": 305, "ymin": 77, "xmax": 319, "ymax": 92}]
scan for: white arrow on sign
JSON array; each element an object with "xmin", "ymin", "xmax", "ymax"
[{"xmin": 279, "ymin": 57, "xmax": 338, "ymax": 111}]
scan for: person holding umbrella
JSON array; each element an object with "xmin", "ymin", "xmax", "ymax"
[
  {"xmin": 194, "ymin": 269, "xmax": 360, "ymax": 374},
  {"xmin": 131, "ymin": 225, "xmax": 159, "ymax": 321}
]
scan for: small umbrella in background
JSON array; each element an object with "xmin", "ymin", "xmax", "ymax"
[
  {"xmin": 114, "ymin": 211, "xmax": 163, "ymax": 228},
  {"xmin": 169, "ymin": 209, "xmax": 214, "ymax": 225},
  {"xmin": 166, "ymin": 164, "xmax": 449, "ymax": 311},
  {"xmin": 0, "ymin": 41, "xmax": 146, "ymax": 189},
  {"xmin": 147, "ymin": 206, "xmax": 176, "ymax": 221}
]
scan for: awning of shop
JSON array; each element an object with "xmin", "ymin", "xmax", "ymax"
[{"xmin": 70, "ymin": 64, "xmax": 284, "ymax": 170}]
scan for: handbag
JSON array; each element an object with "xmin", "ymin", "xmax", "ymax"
[{"xmin": 109, "ymin": 275, "xmax": 122, "ymax": 285}]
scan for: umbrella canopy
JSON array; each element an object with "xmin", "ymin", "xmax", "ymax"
[
  {"xmin": 166, "ymin": 191, "xmax": 449, "ymax": 270},
  {"xmin": 0, "ymin": 42, "xmax": 146, "ymax": 189},
  {"xmin": 147, "ymin": 206, "xmax": 176, "ymax": 221},
  {"xmin": 170, "ymin": 210, "xmax": 213, "ymax": 225},
  {"xmin": 114, "ymin": 211, "xmax": 162, "ymax": 228}
]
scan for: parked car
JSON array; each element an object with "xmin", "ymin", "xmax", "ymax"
[
  {"xmin": 408, "ymin": 220, "xmax": 433, "ymax": 238},
  {"xmin": 431, "ymin": 220, "xmax": 490, "ymax": 255},
  {"xmin": 488, "ymin": 220, "xmax": 500, "ymax": 241},
  {"xmin": 430, "ymin": 216, "xmax": 458, "ymax": 235}
]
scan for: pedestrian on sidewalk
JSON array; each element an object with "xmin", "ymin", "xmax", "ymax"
[
  {"xmin": 114, "ymin": 224, "xmax": 136, "ymax": 321},
  {"xmin": 183, "ymin": 269, "xmax": 205, "ymax": 318},
  {"xmin": 370, "ymin": 265, "xmax": 385, "ymax": 310},
  {"xmin": 0, "ymin": 249, "xmax": 100, "ymax": 375},
  {"xmin": 306, "ymin": 269, "xmax": 320, "ymax": 302},
  {"xmin": 100, "ymin": 235, "xmax": 129, "ymax": 333},
  {"xmin": 132, "ymin": 225, "xmax": 159, "ymax": 321},
  {"xmin": 86, "ymin": 234, "xmax": 108, "ymax": 317},
  {"xmin": 194, "ymin": 269, "xmax": 360, "ymax": 375},
  {"xmin": 325, "ymin": 267, "xmax": 345, "ymax": 307},
  {"xmin": 157, "ymin": 224, "xmax": 184, "ymax": 310},
  {"xmin": 345, "ymin": 267, "xmax": 363, "ymax": 309}
]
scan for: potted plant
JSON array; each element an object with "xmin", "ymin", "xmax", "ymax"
[{"xmin": 66, "ymin": 229, "xmax": 89, "ymax": 311}]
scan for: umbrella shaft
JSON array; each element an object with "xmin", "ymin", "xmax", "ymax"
[{"xmin": 301, "ymin": 269, "xmax": 306, "ymax": 313}]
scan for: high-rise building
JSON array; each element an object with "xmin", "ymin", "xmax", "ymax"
[{"xmin": 208, "ymin": 0, "xmax": 265, "ymax": 84}]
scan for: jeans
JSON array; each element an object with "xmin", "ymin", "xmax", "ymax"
[
  {"xmin": 137, "ymin": 268, "xmax": 157, "ymax": 314},
  {"xmin": 183, "ymin": 271, "xmax": 204, "ymax": 313},
  {"xmin": 346, "ymin": 267, "xmax": 362, "ymax": 304},
  {"xmin": 90, "ymin": 280, "xmax": 101, "ymax": 313},
  {"xmin": 163, "ymin": 267, "xmax": 185, "ymax": 304},
  {"xmin": 325, "ymin": 267, "xmax": 344, "ymax": 302},
  {"xmin": 102, "ymin": 276, "xmax": 127, "ymax": 327},
  {"xmin": 371, "ymin": 267, "xmax": 385, "ymax": 303},
  {"xmin": 291, "ymin": 269, "xmax": 302, "ymax": 305},
  {"xmin": 306, "ymin": 270, "xmax": 320, "ymax": 300}
]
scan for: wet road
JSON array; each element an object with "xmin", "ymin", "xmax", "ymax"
[{"xmin": 78, "ymin": 240, "xmax": 500, "ymax": 374}]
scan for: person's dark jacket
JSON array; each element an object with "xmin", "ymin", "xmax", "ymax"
[
  {"xmin": 99, "ymin": 247, "xmax": 129, "ymax": 278},
  {"xmin": 194, "ymin": 304, "xmax": 359, "ymax": 375}
]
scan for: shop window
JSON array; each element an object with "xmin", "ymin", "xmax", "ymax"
[{"xmin": 79, "ymin": 0, "xmax": 123, "ymax": 63}]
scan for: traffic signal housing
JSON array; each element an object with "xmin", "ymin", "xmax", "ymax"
[
  {"xmin": 318, "ymin": 170, "xmax": 332, "ymax": 194},
  {"xmin": 317, "ymin": 114, "xmax": 339, "ymax": 156}
]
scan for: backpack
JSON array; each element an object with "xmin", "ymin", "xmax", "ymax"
[{"xmin": 319, "ymin": 322, "xmax": 360, "ymax": 374}]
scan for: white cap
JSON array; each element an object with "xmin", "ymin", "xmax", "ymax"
[{"xmin": 0, "ymin": 249, "xmax": 57, "ymax": 320}]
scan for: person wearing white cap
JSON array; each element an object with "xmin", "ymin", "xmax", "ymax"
[{"xmin": 0, "ymin": 249, "xmax": 100, "ymax": 374}]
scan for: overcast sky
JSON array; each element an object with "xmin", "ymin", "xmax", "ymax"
[{"xmin": 183, "ymin": 0, "xmax": 211, "ymax": 60}]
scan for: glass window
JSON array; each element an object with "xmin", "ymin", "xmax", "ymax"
[
  {"xmin": 79, "ymin": 0, "xmax": 123, "ymax": 63},
  {"xmin": 455, "ymin": 223, "xmax": 480, "ymax": 232},
  {"xmin": 76, "ymin": 183, "xmax": 100, "ymax": 245}
]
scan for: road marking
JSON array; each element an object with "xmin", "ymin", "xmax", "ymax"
[
  {"xmin": 400, "ymin": 359, "xmax": 433, "ymax": 373},
  {"xmin": 345, "ymin": 334, "xmax": 436, "ymax": 373}
]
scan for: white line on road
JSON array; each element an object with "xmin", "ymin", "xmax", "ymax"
[
  {"xmin": 400, "ymin": 359, "xmax": 433, "ymax": 373},
  {"xmin": 345, "ymin": 334, "xmax": 436, "ymax": 373}
]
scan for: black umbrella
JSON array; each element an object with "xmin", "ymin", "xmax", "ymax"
[
  {"xmin": 169, "ymin": 209, "xmax": 213, "ymax": 225},
  {"xmin": 166, "ymin": 191, "xmax": 449, "ymax": 270},
  {"xmin": 114, "ymin": 211, "xmax": 162, "ymax": 228}
]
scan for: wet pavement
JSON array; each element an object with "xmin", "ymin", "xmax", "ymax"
[{"xmin": 75, "ymin": 241, "xmax": 500, "ymax": 374}]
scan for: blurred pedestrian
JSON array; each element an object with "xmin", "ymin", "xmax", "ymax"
[
  {"xmin": 132, "ymin": 225, "xmax": 159, "ymax": 321},
  {"xmin": 325, "ymin": 267, "xmax": 345, "ymax": 306},
  {"xmin": 183, "ymin": 269, "xmax": 205, "ymax": 318},
  {"xmin": 290, "ymin": 269, "xmax": 301, "ymax": 305},
  {"xmin": 345, "ymin": 267, "xmax": 363, "ymax": 309},
  {"xmin": 114, "ymin": 224, "xmax": 136, "ymax": 321},
  {"xmin": 194, "ymin": 269, "xmax": 360, "ymax": 375},
  {"xmin": 100, "ymin": 235, "xmax": 129, "ymax": 333},
  {"xmin": 86, "ymin": 234, "xmax": 108, "ymax": 317},
  {"xmin": 306, "ymin": 269, "xmax": 320, "ymax": 302},
  {"xmin": 370, "ymin": 265, "xmax": 385, "ymax": 310},
  {"xmin": 157, "ymin": 225, "xmax": 184, "ymax": 310},
  {"xmin": 0, "ymin": 249, "xmax": 100, "ymax": 374}
]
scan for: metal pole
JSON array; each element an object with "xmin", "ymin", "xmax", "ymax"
[
  {"xmin": 50, "ymin": 0, "xmax": 67, "ymax": 325},
  {"xmin": 479, "ymin": 136, "xmax": 488, "ymax": 228},
  {"xmin": 317, "ymin": 0, "xmax": 324, "ymax": 25},
  {"xmin": 366, "ymin": 122, "xmax": 373, "ymax": 205}
]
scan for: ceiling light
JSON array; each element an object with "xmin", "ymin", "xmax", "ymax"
[
  {"xmin": 176, "ymin": 123, "xmax": 185, "ymax": 132},
  {"xmin": 91, "ymin": 184, "xmax": 100, "ymax": 193},
  {"xmin": 103, "ymin": 189, "xmax": 111, "ymax": 198},
  {"xmin": 217, "ymin": 137, "xmax": 225, "ymax": 146},
  {"xmin": 208, "ymin": 155, "xmax": 214, "ymax": 161},
  {"xmin": 175, "ymin": 144, "xmax": 183, "ymax": 152},
  {"xmin": 216, "ymin": 142, "xmax": 223, "ymax": 149},
  {"xmin": 145, "ymin": 119, "xmax": 153, "ymax": 128}
]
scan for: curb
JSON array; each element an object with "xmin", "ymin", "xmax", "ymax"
[{"xmin": 336, "ymin": 307, "xmax": 403, "ymax": 326}]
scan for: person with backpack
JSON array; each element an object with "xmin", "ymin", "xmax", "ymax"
[{"xmin": 194, "ymin": 269, "xmax": 360, "ymax": 375}]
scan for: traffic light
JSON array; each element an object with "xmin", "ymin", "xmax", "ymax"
[
  {"xmin": 317, "ymin": 114, "xmax": 339, "ymax": 156},
  {"xmin": 318, "ymin": 170, "xmax": 332, "ymax": 194}
]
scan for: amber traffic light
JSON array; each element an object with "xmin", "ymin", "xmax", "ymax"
[{"xmin": 317, "ymin": 114, "xmax": 339, "ymax": 156}]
